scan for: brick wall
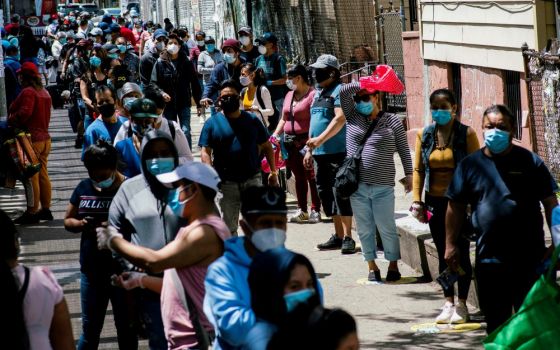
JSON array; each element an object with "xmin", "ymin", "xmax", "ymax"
[{"xmin": 402, "ymin": 31, "xmax": 423, "ymax": 130}]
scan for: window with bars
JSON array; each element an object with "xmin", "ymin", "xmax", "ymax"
[{"xmin": 503, "ymin": 70, "xmax": 523, "ymax": 140}]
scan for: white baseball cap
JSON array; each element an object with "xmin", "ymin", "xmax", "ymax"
[{"xmin": 156, "ymin": 162, "xmax": 221, "ymax": 192}]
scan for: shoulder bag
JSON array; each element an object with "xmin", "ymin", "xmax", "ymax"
[{"xmin": 334, "ymin": 120, "xmax": 378, "ymax": 199}]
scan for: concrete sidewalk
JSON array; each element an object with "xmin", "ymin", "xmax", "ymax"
[{"xmin": 1, "ymin": 107, "xmax": 486, "ymax": 349}]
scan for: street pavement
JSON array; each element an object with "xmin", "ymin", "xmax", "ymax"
[{"xmin": 0, "ymin": 107, "xmax": 486, "ymax": 349}]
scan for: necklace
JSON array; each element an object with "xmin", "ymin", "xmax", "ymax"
[
  {"xmin": 434, "ymin": 126, "xmax": 454, "ymax": 150},
  {"xmin": 294, "ymin": 87, "xmax": 310, "ymax": 102}
]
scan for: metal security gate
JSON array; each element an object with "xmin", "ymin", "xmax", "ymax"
[
  {"xmin": 378, "ymin": 7, "xmax": 406, "ymax": 112},
  {"xmin": 522, "ymin": 43, "xmax": 560, "ymax": 182}
]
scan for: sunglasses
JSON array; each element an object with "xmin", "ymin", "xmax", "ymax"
[{"xmin": 353, "ymin": 94, "xmax": 373, "ymax": 103}]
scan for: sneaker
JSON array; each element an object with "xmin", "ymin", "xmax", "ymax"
[
  {"xmin": 37, "ymin": 208, "xmax": 54, "ymax": 221},
  {"xmin": 74, "ymin": 136, "xmax": 83, "ymax": 149},
  {"xmin": 308, "ymin": 210, "xmax": 322, "ymax": 223},
  {"xmin": 14, "ymin": 211, "xmax": 39, "ymax": 225},
  {"xmin": 289, "ymin": 209, "xmax": 309, "ymax": 223},
  {"xmin": 386, "ymin": 270, "xmax": 401, "ymax": 282},
  {"xmin": 451, "ymin": 302, "xmax": 469, "ymax": 324},
  {"xmin": 341, "ymin": 236, "xmax": 356, "ymax": 254},
  {"xmin": 368, "ymin": 270, "xmax": 382, "ymax": 282},
  {"xmin": 435, "ymin": 302, "xmax": 455, "ymax": 324},
  {"xmin": 317, "ymin": 234, "xmax": 343, "ymax": 250}
]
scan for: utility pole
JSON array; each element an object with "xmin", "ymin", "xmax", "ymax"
[{"xmin": 0, "ymin": 43, "xmax": 7, "ymax": 121}]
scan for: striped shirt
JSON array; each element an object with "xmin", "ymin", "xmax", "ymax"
[{"xmin": 340, "ymin": 82, "xmax": 413, "ymax": 186}]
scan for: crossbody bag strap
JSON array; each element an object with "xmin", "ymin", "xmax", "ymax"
[
  {"xmin": 354, "ymin": 117, "xmax": 379, "ymax": 159},
  {"xmin": 289, "ymin": 91, "xmax": 296, "ymax": 132},
  {"xmin": 17, "ymin": 266, "xmax": 31, "ymax": 300}
]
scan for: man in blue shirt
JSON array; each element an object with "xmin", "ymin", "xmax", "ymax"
[
  {"xmin": 445, "ymin": 104, "xmax": 559, "ymax": 334},
  {"xmin": 303, "ymin": 54, "xmax": 355, "ymax": 254},
  {"xmin": 199, "ymin": 79, "xmax": 279, "ymax": 234}
]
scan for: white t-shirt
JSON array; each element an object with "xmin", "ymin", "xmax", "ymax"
[
  {"xmin": 114, "ymin": 118, "xmax": 194, "ymax": 164},
  {"xmin": 13, "ymin": 265, "xmax": 64, "ymax": 350}
]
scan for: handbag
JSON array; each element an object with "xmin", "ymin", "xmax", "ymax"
[
  {"xmin": 4, "ymin": 131, "xmax": 41, "ymax": 178},
  {"xmin": 483, "ymin": 244, "xmax": 560, "ymax": 349},
  {"xmin": 283, "ymin": 93, "xmax": 308, "ymax": 149},
  {"xmin": 334, "ymin": 119, "xmax": 378, "ymax": 199}
]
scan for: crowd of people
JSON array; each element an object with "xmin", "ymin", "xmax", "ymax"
[{"xmin": 2, "ymin": 9, "xmax": 560, "ymax": 350}]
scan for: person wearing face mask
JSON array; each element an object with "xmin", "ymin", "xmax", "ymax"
[
  {"xmin": 247, "ymin": 248, "xmax": 324, "ymax": 350},
  {"xmin": 271, "ymin": 64, "xmax": 321, "ymax": 224},
  {"xmin": 114, "ymin": 98, "xmax": 159, "ymax": 177},
  {"xmin": 140, "ymin": 29, "xmax": 167, "ymax": 86},
  {"xmin": 51, "ymin": 32, "xmax": 66, "ymax": 84},
  {"xmin": 304, "ymin": 55, "xmax": 356, "ymax": 254},
  {"xmin": 82, "ymin": 85, "xmax": 127, "ymax": 160},
  {"xmin": 189, "ymin": 31, "xmax": 206, "ymax": 71},
  {"xmin": 200, "ymin": 80, "xmax": 279, "ymax": 234},
  {"xmin": 197, "ymin": 36, "xmax": 223, "ymax": 123},
  {"xmin": 106, "ymin": 130, "xmax": 184, "ymax": 349},
  {"xmin": 139, "ymin": 21, "xmax": 155, "ymax": 55},
  {"xmin": 239, "ymin": 63, "xmax": 274, "ymax": 127},
  {"xmin": 88, "ymin": 27, "xmax": 105, "ymax": 45},
  {"xmin": 115, "ymin": 86, "xmax": 193, "ymax": 163},
  {"xmin": 200, "ymin": 39, "xmax": 246, "ymax": 118},
  {"xmin": 204, "ymin": 186, "xmax": 288, "ymax": 350},
  {"xmin": 3, "ymin": 45, "xmax": 22, "ymax": 108},
  {"xmin": 63, "ymin": 140, "xmax": 136, "ymax": 349},
  {"xmin": 254, "ymin": 32, "xmax": 288, "ymax": 131},
  {"xmin": 96, "ymin": 162, "xmax": 230, "ymax": 350},
  {"xmin": 338, "ymin": 65, "xmax": 412, "ymax": 282},
  {"xmin": 115, "ymin": 36, "xmax": 140, "ymax": 83},
  {"xmin": 150, "ymin": 33, "xmax": 202, "ymax": 150},
  {"xmin": 238, "ymin": 26, "xmax": 260, "ymax": 64},
  {"xmin": 445, "ymin": 104, "xmax": 559, "ymax": 334},
  {"xmin": 412, "ymin": 89, "xmax": 479, "ymax": 324},
  {"xmin": 80, "ymin": 47, "xmax": 109, "ymax": 131}
]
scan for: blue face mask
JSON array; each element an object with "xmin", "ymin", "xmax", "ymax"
[
  {"xmin": 484, "ymin": 129, "xmax": 511, "ymax": 154},
  {"xmin": 284, "ymin": 289, "xmax": 315, "ymax": 313},
  {"xmin": 223, "ymin": 53, "xmax": 235, "ymax": 64},
  {"xmin": 108, "ymin": 53, "xmax": 119, "ymax": 60},
  {"xmin": 431, "ymin": 109, "xmax": 452, "ymax": 126},
  {"xmin": 355, "ymin": 101, "xmax": 374, "ymax": 116},
  {"xmin": 145, "ymin": 157, "xmax": 175, "ymax": 176},
  {"xmin": 92, "ymin": 174, "xmax": 115, "ymax": 189},
  {"xmin": 207, "ymin": 44, "xmax": 215, "ymax": 52},
  {"xmin": 117, "ymin": 44, "xmax": 126, "ymax": 53},
  {"xmin": 167, "ymin": 185, "xmax": 194, "ymax": 217},
  {"xmin": 89, "ymin": 56, "xmax": 102, "ymax": 67},
  {"xmin": 59, "ymin": 38, "xmax": 67, "ymax": 45}
]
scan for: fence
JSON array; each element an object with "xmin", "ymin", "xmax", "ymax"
[{"xmin": 522, "ymin": 43, "xmax": 560, "ymax": 182}]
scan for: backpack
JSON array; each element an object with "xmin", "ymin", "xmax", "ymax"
[{"xmin": 127, "ymin": 118, "xmax": 176, "ymax": 141}]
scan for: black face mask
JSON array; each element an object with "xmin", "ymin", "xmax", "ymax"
[
  {"xmin": 313, "ymin": 69, "xmax": 331, "ymax": 84},
  {"xmin": 218, "ymin": 95, "xmax": 240, "ymax": 114},
  {"xmin": 97, "ymin": 103, "xmax": 116, "ymax": 118}
]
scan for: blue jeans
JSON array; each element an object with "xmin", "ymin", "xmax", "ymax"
[
  {"xmin": 135, "ymin": 289, "xmax": 167, "ymax": 350},
  {"xmin": 350, "ymin": 183, "xmax": 401, "ymax": 262},
  {"xmin": 78, "ymin": 272, "xmax": 137, "ymax": 350},
  {"xmin": 164, "ymin": 104, "xmax": 192, "ymax": 150}
]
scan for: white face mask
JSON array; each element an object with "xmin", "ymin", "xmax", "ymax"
[
  {"xmin": 245, "ymin": 219, "xmax": 286, "ymax": 252},
  {"xmin": 156, "ymin": 41, "xmax": 165, "ymax": 51},
  {"xmin": 197, "ymin": 40, "xmax": 205, "ymax": 46},
  {"xmin": 167, "ymin": 44, "xmax": 179, "ymax": 55},
  {"xmin": 286, "ymin": 79, "xmax": 296, "ymax": 91},
  {"xmin": 258, "ymin": 45, "xmax": 267, "ymax": 55},
  {"xmin": 240, "ymin": 36, "xmax": 251, "ymax": 46}
]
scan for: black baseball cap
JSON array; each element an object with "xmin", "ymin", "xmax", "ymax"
[
  {"xmin": 241, "ymin": 187, "xmax": 287, "ymax": 216},
  {"xmin": 129, "ymin": 98, "xmax": 158, "ymax": 119},
  {"xmin": 255, "ymin": 32, "xmax": 278, "ymax": 45}
]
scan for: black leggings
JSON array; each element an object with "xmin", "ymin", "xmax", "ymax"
[{"xmin": 425, "ymin": 194, "xmax": 473, "ymax": 299}]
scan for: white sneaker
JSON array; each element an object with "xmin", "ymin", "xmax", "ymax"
[
  {"xmin": 289, "ymin": 209, "xmax": 309, "ymax": 223},
  {"xmin": 435, "ymin": 302, "xmax": 455, "ymax": 324},
  {"xmin": 199, "ymin": 116, "xmax": 206, "ymax": 124},
  {"xmin": 451, "ymin": 302, "xmax": 469, "ymax": 324},
  {"xmin": 309, "ymin": 209, "xmax": 322, "ymax": 223}
]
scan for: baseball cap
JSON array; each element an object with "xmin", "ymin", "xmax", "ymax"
[
  {"xmin": 128, "ymin": 98, "xmax": 158, "ymax": 119},
  {"xmin": 153, "ymin": 29, "xmax": 168, "ymax": 40},
  {"xmin": 221, "ymin": 38, "xmax": 240, "ymax": 52},
  {"xmin": 310, "ymin": 54, "xmax": 340, "ymax": 70},
  {"xmin": 103, "ymin": 43, "xmax": 119, "ymax": 54},
  {"xmin": 237, "ymin": 26, "xmax": 252, "ymax": 35},
  {"xmin": 97, "ymin": 22, "xmax": 109, "ymax": 31},
  {"xmin": 17, "ymin": 62, "xmax": 40, "ymax": 77},
  {"xmin": 156, "ymin": 162, "xmax": 221, "ymax": 192},
  {"xmin": 241, "ymin": 186, "xmax": 287, "ymax": 216},
  {"xmin": 89, "ymin": 27, "xmax": 103, "ymax": 37},
  {"xmin": 117, "ymin": 82, "xmax": 142, "ymax": 100},
  {"xmin": 255, "ymin": 32, "xmax": 278, "ymax": 45},
  {"xmin": 75, "ymin": 32, "xmax": 86, "ymax": 40}
]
